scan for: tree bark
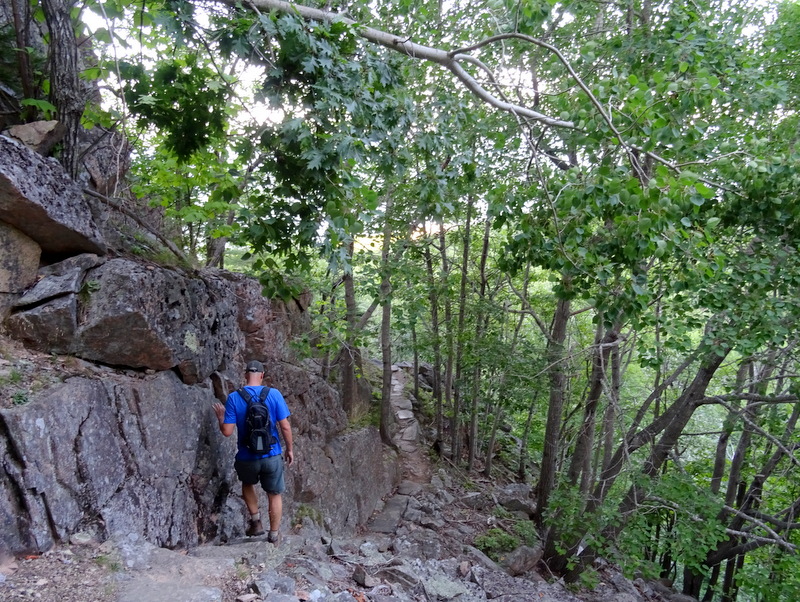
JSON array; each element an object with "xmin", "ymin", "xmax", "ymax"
[
  {"xmin": 537, "ymin": 292, "xmax": 571, "ymax": 530},
  {"xmin": 567, "ymin": 323, "xmax": 619, "ymax": 495},
  {"xmin": 341, "ymin": 239, "xmax": 359, "ymax": 416},
  {"xmin": 564, "ymin": 347, "xmax": 729, "ymax": 582},
  {"xmin": 423, "ymin": 241, "xmax": 444, "ymax": 446},
  {"xmin": 438, "ymin": 221, "xmax": 455, "ymax": 460},
  {"xmin": 11, "ymin": 0, "xmax": 36, "ymax": 111},
  {"xmin": 379, "ymin": 198, "xmax": 394, "ymax": 445},
  {"xmin": 598, "ymin": 337, "xmax": 621, "ymax": 476},
  {"xmin": 517, "ymin": 399, "xmax": 536, "ymax": 480},
  {"xmin": 452, "ymin": 200, "xmax": 472, "ymax": 463},
  {"xmin": 467, "ymin": 214, "xmax": 490, "ymax": 472},
  {"xmin": 41, "ymin": 0, "xmax": 83, "ymax": 177}
]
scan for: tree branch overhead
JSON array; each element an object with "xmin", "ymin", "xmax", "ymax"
[{"xmin": 237, "ymin": 0, "xmax": 575, "ymax": 128}]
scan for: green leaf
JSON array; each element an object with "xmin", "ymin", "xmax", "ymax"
[
  {"xmin": 694, "ymin": 182, "xmax": 715, "ymax": 199},
  {"xmin": 20, "ymin": 98, "xmax": 57, "ymax": 118}
]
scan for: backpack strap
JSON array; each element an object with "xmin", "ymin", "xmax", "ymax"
[
  {"xmin": 238, "ymin": 387, "xmax": 269, "ymax": 405},
  {"xmin": 237, "ymin": 387, "xmax": 253, "ymax": 404}
]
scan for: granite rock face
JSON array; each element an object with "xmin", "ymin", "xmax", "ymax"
[
  {"xmin": 0, "ymin": 135, "xmax": 106, "ymax": 256},
  {"xmin": 1, "ymin": 259, "xmax": 398, "ymax": 556},
  {"xmin": 0, "ymin": 257, "xmax": 398, "ymax": 556},
  {"xmin": 0, "ymin": 129, "xmax": 399, "ymax": 557},
  {"xmin": 0, "ymin": 222, "xmax": 41, "ymax": 315},
  {"xmin": 0, "ymin": 373, "xmax": 224, "ymax": 553},
  {"xmin": 8, "ymin": 257, "xmax": 223, "ymax": 379}
]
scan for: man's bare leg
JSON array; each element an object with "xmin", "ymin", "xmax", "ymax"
[
  {"xmin": 267, "ymin": 493, "xmax": 282, "ymax": 531},
  {"xmin": 242, "ymin": 483, "xmax": 259, "ymax": 514},
  {"xmin": 267, "ymin": 493, "xmax": 283, "ymax": 543},
  {"xmin": 242, "ymin": 483, "xmax": 264, "ymax": 536}
]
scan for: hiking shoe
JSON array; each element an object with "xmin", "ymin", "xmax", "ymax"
[
  {"xmin": 246, "ymin": 519, "xmax": 265, "ymax": 537},
  {"xmin": 267, "ymin": 531, "xmax": 282, "ymax": 546}
]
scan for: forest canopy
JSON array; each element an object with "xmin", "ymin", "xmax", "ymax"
[{"xmin": 3, "ymin": 0, "xmax": 800, "ymax": 599}]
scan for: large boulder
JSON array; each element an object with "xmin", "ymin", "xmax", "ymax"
[
  {"xmin": 0, "ymin": 127, "xmax": 399, "ymax": 559},
  {"xmin": 3, "ymin": 121, "xmax": 66, "ymax": 156},
  {"xmin": 0, "ymin": 222, "xmax": 40, "ymax": 315},
  {"xmin": 0, "ymin": 135, "xmax": 106, "ymax": 256},
  {"xmin": 8, "ymin": 257, "xmax": 242, "ymax": 384},
  {"xmin": 0, "ymin": 372, "xmax": 230, "ymax": 553},
  {"xmin": 290, "ymin": 428, "xmax": 399, "ymax": 532}
]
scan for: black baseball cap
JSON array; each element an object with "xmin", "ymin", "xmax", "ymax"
[{"xmin": 245, "ymin": 360, "xmax": 265, "ymax": 373}]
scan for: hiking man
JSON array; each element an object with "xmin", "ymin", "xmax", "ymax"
[{"xmin": 213, "ymin": 360, "xmax": 294, "ymax": 542}]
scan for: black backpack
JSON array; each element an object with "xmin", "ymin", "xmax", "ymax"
[{"xmin": 238, "ymin": 387, "xmax": 276, "ymax": 454}]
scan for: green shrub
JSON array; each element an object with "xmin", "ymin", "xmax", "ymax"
[
  {"xmin": 492, "ymin": 506, "xmax": 514, "ymax": 520},
  {"xmin": 294, "ymin": 504, "xmax": 324, "ymax": 527},
  {"xmin": 512, "ymin": 519, "xmax": 539, "ymax": 547},
  {"xmin": 473, "ymin": 528, "xmax": 520, "ymax": 561}
]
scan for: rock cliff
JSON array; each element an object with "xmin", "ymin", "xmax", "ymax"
[{"xmin": 0, "ymin": 132, "xmax": 400, "ymax": 558}]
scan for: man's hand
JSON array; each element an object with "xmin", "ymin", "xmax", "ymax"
[
  {"xmin": 213, "ymin": 403, "xmax": 234, "ymax": 436},
  {"xmin": 284, "ymin": 449, "xmax": 294, "ymax": 466},
  {"xmin": 213, "ymin": 402, "xmax": 225, "ymax": 423}
]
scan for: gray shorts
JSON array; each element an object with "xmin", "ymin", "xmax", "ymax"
[{"xmin": 234, "ymin": 455, "xmax": 285, "ymax": 494}]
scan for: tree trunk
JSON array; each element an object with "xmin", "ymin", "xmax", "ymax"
[
  {"xmin": 517, "ymin": 399, "xmax": 536, "ymax": 480},
  {"xmin": 423, "ymin": 242, "xmax": 444, "ymax": 446},
  {"xmin": 537, "ymin": 292, "xmax": 571, "ymax": 530},
  {"xmin": 42, "ymin": 0, "xmax": 83, "ymax": 177},
  {"xmin": 467, "ymin": 217, "xmax": 490, "ymax": 471},
  {"xmin": 452, "ymin": 201, "xmax": 472, "ymax": 464},
  {"xmin": 11, "ymin": 0, "xmax": 36, "ymax": 115},
  {"xmin": 483, "ymin": 405, "xmax": 503, "ymax": 477},
  {"xmin": 412, "ymin": 323, "xmax": 419, "ymax": 403},
  {"xmin": 565, "ymin": 347, "xmax": 729, "ymax": 582},
  {"xmin": 205, "ymin": 209, "xmax": 237, "ymax": 268},
  {"xmin": 598, "ymin": 337, "xmax": 621, "ymax": 476},
  {"xmin": 341, "ymin": 242, "xmax": 358, "ymax": 416},
  {"xmin": 379, "ymin": 199, "xmax": 394, "ymax": 445},
  {"xmin": 567, "ymin": 323, "xmax": 619, "ymax": 495},
  {"xmin": 438, "ymin": 221, "xmax": 455, "ymax": 460}
]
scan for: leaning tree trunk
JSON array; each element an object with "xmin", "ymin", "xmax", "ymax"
[
  {"xmin": 564, "ymin": 347, "xmax": 729, "ymax": 583},
  {"xmin": 567, "ymin": 322, "xmax": 619, "ymax": 495}
]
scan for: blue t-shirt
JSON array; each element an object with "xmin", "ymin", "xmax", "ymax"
[{"xmin": 223, "ymin": 385, "xmax": 291, "ymax": 461}]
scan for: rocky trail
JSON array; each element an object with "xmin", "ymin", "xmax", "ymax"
[{"xmin": 0, "ymin": 366, "xmax": 689, "ymax": 602}]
